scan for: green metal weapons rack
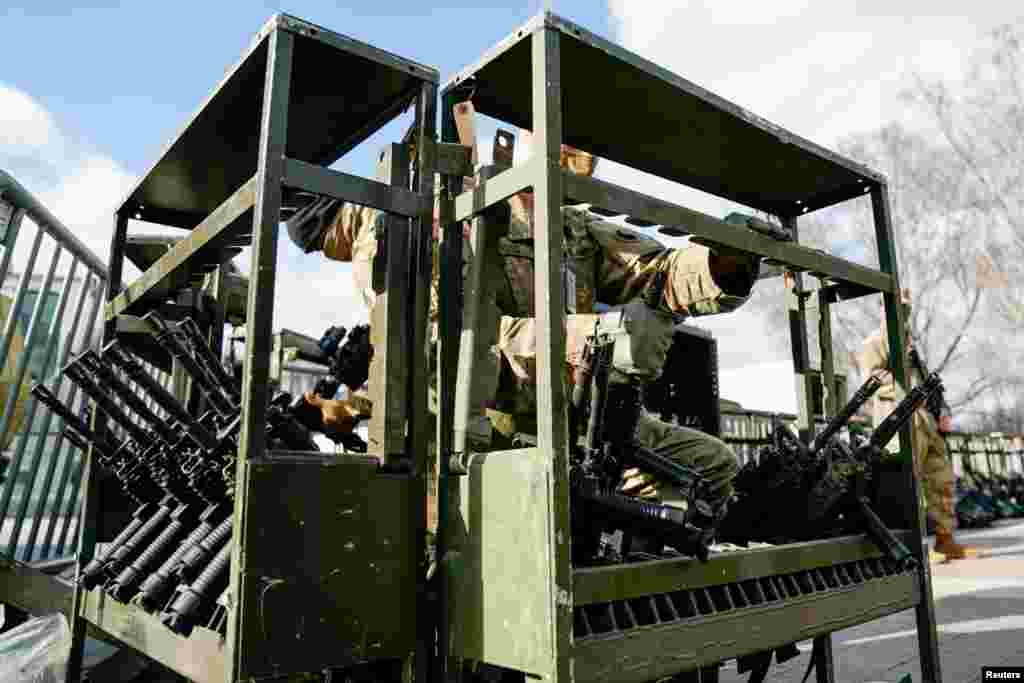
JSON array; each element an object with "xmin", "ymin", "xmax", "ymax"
[
  {"xmin": 437, "ymin": 12, "xmax": 942, "ymax": 683},
  {"xmin": 58, "ymin": 9, "xmax": 944, "ymax": 683},
  {"xmin": 65, "ymin": 14, "xmax": 443, "ymax": 683}
]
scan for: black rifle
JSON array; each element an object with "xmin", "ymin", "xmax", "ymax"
[
  {"xmin": 718, "ymin": 374, "xmax": 881, "ymax": 544},
  {"xmin": 908, "ymin": 347, "xmax": 949, "ymax": 421},
  {"xmin": 43, "ymin": 358, "xmax": 184, "ymax": 590},
  {"xmin": 810, "ymin": 374, "xmax": 884, "ymax": 455},
  {"xmin": 569, "ymin": 324, "xmax": 714, "ymax": 563},
  {"xmin": 721, "ymin": 373, "xmax": 940, "ymax": 571},
  {"xmin": 34, "ymin": 316, "xmax": 321, "ymax": 630},
  {"xmin": 289, "ymin": 324, "xmax": 373, "ymax": 452},
  {"xmin": 802, "ymin": 374, "xmax": 944, "ymax": 569}
]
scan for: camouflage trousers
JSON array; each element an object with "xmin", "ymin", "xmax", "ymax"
[
  {"xmin": 913, "ymin": 412, "xmax": 956, "ymax": 536},
  {"xmin": 424, "ymin": 408, "xmax": 738, "ymax": 532},
  {"xmin": 630, "ymin": 411, "xmax": 738, "ymax": 511}
]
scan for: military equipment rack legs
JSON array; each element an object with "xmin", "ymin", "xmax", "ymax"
[
  {"xmin": 55, "ymin": 9, "xmax": 942, "ymax": 683},
  {"xmin": 65, "ymin": 14, "xmax": 440, "ymax": 683},
  {"xmin": 439, "ymin": 12, "xmax": 941, "ymax": 682}
]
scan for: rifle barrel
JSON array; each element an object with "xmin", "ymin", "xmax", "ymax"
[
  {"xmin": 62, "ymin": 361, "xmax": 150, "ymax": 445},
  {"xmin": 811, "ymin": 374, "xmax": 883, "ymax": 454},
  {"xmin": 869, "ymin": 373, "xmax": 942, "ymax": 450},
  {"xmin": 104, "ymin": 342, "xmax": 219, "ymax": 451}
]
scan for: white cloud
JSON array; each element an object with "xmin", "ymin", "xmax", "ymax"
[
  {"xmin": 272, "ymin": 260, "xmax": 367, "ymax": 337},
  {"xmin": 38, "ymin": 156, "xmax": 135, "ymax": 271},
  {"xmin": 597, "ymin": 2, "xmax": 1021, "ymax": 393},
  {"xmin": 606, "ymin": 3, "xmax": 1017, "ymax": 149},
  {"xmin": 706, "ymin": 0, "xmax": 811, "ymax": 26},
  {"xmin": 2, "ymin": 84, "xmax": 136, "ymax": 286},
  {"xmin": 0, "ymin": 85, "xmax": 58, "ymax": 151},
  {"xmin": 719, "ymin": 360, "xmax": 798, "ymax": 413}
]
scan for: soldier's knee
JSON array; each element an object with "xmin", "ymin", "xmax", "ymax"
[
  {"xmin": 713, "ymin": 437, "xmax": 739, "ymax": 477},
  {"xmin": 694, "ymin": 438, "xmax": 738, "ymax": 495}
]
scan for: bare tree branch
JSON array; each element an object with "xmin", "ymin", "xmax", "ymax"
[{"xmin": 937, "ymin": 288, "xmax": 983, "ymax": 373}]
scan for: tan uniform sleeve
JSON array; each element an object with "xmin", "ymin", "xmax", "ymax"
[
  {"xmin": 858, "ymin": 332, "xmax": 890, "ymax": 376},
  {"xmin": 497, "ymin": 313, "xmax": 602, "ymax": 387},
  {"xmin": 319, "ymin": 202, "xmax": 380, "ymax": 312},
  {"xmin": 858, "ymin": 327, "xmax": 939, "ymax": 436},
  {"xmin": 858, "ymin": 331, "xmax": 892, "ymax": 427},
  {"xmin": 585, "ymin": 217, "xmax": 757, "ymax": 317}
]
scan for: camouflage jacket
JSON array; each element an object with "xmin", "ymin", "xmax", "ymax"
[
  {"xmin": 310, "ymin": 195, "xmax": 757, "ymax": 389},
  {"xmin": 858, "ymin": 329, "xmax": 939, "ymax": 438}
]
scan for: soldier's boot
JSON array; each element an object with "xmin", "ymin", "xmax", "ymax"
[{"xmin": 933, "ymin": 531, "xmax": 983, "ymax": 560}]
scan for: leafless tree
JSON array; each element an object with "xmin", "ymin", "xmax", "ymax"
[
  {"xmin": 777, "ymin": 23, "xmax": 1024, "ymax": 427},
  {"xmin": 905, "ymin": 22, "xmax": 1024, "ymax": 331}
]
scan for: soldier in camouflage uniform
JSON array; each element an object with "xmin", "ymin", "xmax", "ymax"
[
  {"xmin": 858, "ymin": 290, "xmax": 979, "ymax": 560},
  {"xmin": 290, "ymin": 102, "xmax": 761, "ymax": 540}
]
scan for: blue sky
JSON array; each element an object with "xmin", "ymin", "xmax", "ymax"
[{"xmin": 4, "ymin": 1, "xmax": 613, "ymax": 183}]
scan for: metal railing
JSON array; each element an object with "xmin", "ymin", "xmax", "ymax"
[
  {"xmin": 1, "ymin": 171, "xmax": 332, "ymax": 564},
  {"xmin": 0, "ymin": 171, "xmax": 112, "ymax": 562},
  {"xmin": 944, "ymin": 431, "xmax": 1024, "ymax": 478},
  {"xmin": 720, "ymin": 408, "xmax": 798, "ymax": 466},
  {"xmin": 717, "ymin": 409, "xmax": 838, "ymax": 467},
  {"xmin": 720, "ymin": 401, "xmax": 1024, "ymax": 481}
]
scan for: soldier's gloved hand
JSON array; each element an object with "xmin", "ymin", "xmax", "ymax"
[
  {"xmin": 303, "ymin": 392, "xmax": 363, "ymax": 437},
  {"xmin": 598, "ymin": 300, "xmax": 674, "ymax": 381},
  {"xmin": 619, "ymin": 467, "xmax": 659, "ymax": 498}
]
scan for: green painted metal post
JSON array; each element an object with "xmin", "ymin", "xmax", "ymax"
[
  {"xmin": 531, "ymin": 24, "xmax": 574, "ymax": 683},
  {"xmin": 782, "ymin": 215, "xmax": 839, "ymax": 682},
  {"xmin": 226, "ymin": 25, "xmax": 292, "ymax": 683},
  {"xmin": 436, "ymin": 88, "xmax": 459, "ymax": 683},
  {"xmin": 871, "ymin": 182, "xmax": 942, "ymax": 683},
  {"xmin": 412, "ymin": 79, "xmax": 438, "ymax": 683}
]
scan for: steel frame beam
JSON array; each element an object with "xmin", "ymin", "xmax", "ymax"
[
  {"xmin": 367, "ymin": 144, "xmax": 413, "ymax": 460},
  {"xmin": 453, "ymin": 167, "xmax": 894, "ymax": 294},
  {"xmin": 571, "ymin": 574, "xmax": 918, "ymax": 683},
  {"xmin": 871, "ymin": 184, "xmax": 942, "ymax": 683},
  {"xmin": 452, "ymin": 160, "xmax": 538, "ymax": 222},
  {"xmin": 0, "ymin": 553, "xmax": 73, "ymax": 618},
  {"xmin": 80, "ymin": 586, "xmax": 225, "ymax": 683},
  {"xmin": 106, "ymin": 177, "xmax": 257, "ymax": 319},
  {"xmin": 442, "ymin": 11, "xmax": 942, "ymax": 683},
  {"xmin": 530, "ymin": 27, "xmax": 575, "ymax": 683},
  {"xmin": 66, "ymin": 15, "xmax": 440, "ymax": 683},
  {"xmin": 573, "ymin": 532, "xmax": 911, "ymax": 605},
  {"xmin": 282, "ymin": 157, "xmax": 423, "ymax": 217}
]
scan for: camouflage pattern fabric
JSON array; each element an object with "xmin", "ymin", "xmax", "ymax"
[
  {"xmin": 914, "ymin": 410, "xmax": 956, "ymax": 535},
  {"xmin": 632, "ymin": 412, "xmax": 738, "ymax": 511},
  {"xmin": 859, "ymin": 328, "xmax": 957, "ymax": 535},
  {"xmin": 298, "ymin": 104, "xmax": 761, "ymax": 526}
]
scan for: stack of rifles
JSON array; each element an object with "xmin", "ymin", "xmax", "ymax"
[
  {"xmin": 32, "ymin": 313, "xmax": 323, "ymax": 638},
  {"xmin": 31, "ymin": 308, "xmax": 955, "ymax": 638},
  {"xmin": 718, "ymin": 370, "xmax": 942, "ymax": 571}
]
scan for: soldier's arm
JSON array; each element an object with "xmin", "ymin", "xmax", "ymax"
[
  {"xmin": 496, "ymin": 313, "xmax": 610, "ymax": 387},
  {"xmin": 586, "ymin": 217, "xmax": 759, "ymax": 317},
  {"xmin": 858, "ymin": 332, "xmax": 890, "ymax": 375}
]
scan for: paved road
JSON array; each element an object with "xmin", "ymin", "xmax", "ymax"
[{"xmin": 716, "ymin": 519, "xmax": 1024, "ymax": 683}]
